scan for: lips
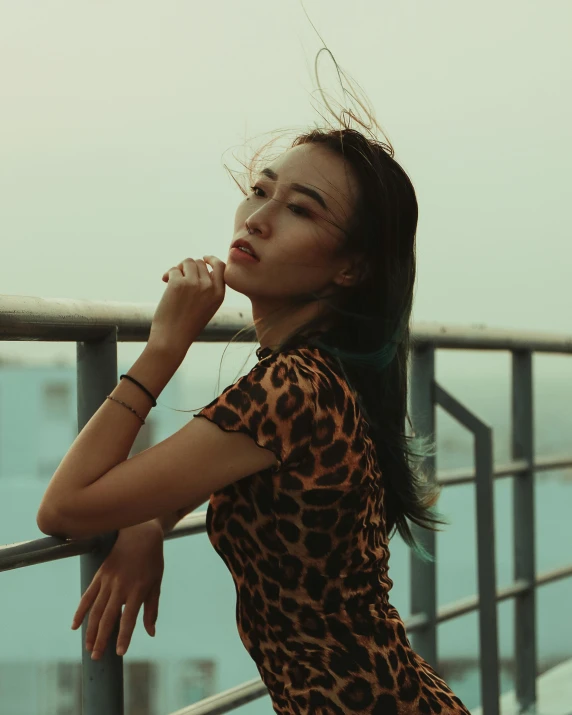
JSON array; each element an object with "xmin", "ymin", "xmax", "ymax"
[{"xmin": 231, "ymin": 237, "xmax": 259, "ymax": 260}]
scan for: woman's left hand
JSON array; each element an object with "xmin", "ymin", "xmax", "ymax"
[{"xmin": 148, "ymin": 255, "xmax": 226, "ymax": 357}]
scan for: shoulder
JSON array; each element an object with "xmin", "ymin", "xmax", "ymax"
[
  {"xmin": 208, "ymin": 344, "xmax": 351, "ymax": 420},
  {"xmin": 195, "ymin": 347, "xmax": 322, "ymax": 469},
  {"xmin": 254, "ymin": 346, "xmax": 320, "ymax": 388},
  {"xmin": 198, "ymin": 347, "xmax": 319, "ymax": 423},
  {"xmin": 221, "ymin": 348, "xmax": 319, "ymax": 423}
]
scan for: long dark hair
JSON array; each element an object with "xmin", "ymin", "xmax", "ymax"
[
  {"xmin": 169, "ymin": 41, "xmax": 447, "ymax": 558},
  {"xmin": 247, "ymin": 128, "xmax": 446, "ymax": 557}
]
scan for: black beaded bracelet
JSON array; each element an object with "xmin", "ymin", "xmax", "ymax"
[{"xmin": 119, "ymin": 373, "xmax": 157, "ymax": 407}]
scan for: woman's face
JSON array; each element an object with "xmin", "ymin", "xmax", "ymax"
[{"xmin": 224, "ymin": 143, "xmax": 359, "ymax": 305}]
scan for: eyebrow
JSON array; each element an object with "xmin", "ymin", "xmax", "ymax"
[{"xmin": 260, "ymin": 167, "xmax": 328, "ymax": 211}]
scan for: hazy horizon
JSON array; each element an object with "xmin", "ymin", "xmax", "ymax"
[{"xmin": 1, "ymin": 1, "xmax": 571, "ymax": 370}]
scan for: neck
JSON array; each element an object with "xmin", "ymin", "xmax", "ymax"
[{"xmin": 251, "ymin": 298, "xmax": 332, "ymax": 350}]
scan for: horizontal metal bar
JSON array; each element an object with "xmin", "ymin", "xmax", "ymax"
[
  {"xmin": 166, "ymin": 511, "xmax": 208, "ymax": 540},
  {"xmin": 413, "ymin": 322, "xmax": 572, "ymax": 353},
  {"xmin": 2, "ymin": 295, "xmax": 572, "ymax": 352},
  {"xmin": 438, "ymin": 454, "xmax": 572, "ymax": 487},
  {"xmin": 434, "ymin": 594, "xmax": 481, "ymax": 625},
  {"xmin": 438, "ymin": 460, "xmax": 528, "ymax": 486},
  {"xmin": 403, "ymin": 611, "xmax": 431, "ymax": 632},
  {"xmin": 431, "ymin": 580, "xmax": 531, "ymax": 627},
  {"xmin": 0, "ymin": 295, "xmax": 250, "ymax": 342},
  {"xmin": 168, "ymin": 677, "xmax": 268, "ymax": 715},
  {"xmin": 6, "ymin": 471, "xmax": 572, "ymax": 568},
  {"xmin": 0, "ymin": 534, "xmax": 101, "ymax": 572},
  {"xmin": 0, "ymin": 512, "xmax": 207, "ymax": 573},
  {"xmin": 5, "ymin": 457, "xmax": 569, "ymax": 568},
  {"xmin": 497, "ymin": 578, "xmax": 533, "ymax": 603},
  {"xmin": 7, "ymin": 452, "xmax": 570, "ymax": 567},
  {"xmin": 2, "ymin": 520, "xmax": 570, "ymax": 632},
  {"xmin": 406, "ymin": 567, "xmax": 572, "ymax": 631},
  {"xmin": 535, "ymin": 564, "xmax": 572, "ymax": 587}
]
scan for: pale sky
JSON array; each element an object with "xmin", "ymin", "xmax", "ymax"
[{"xmin": 1, "ymin": 1, "xmax": 571, "ymax": 368}]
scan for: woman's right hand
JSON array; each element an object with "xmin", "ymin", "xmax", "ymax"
[{"xmin": 71, "ymin": 519, "xmax": 165, "ymax": 660}]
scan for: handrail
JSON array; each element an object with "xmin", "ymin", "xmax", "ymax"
[
  {"xmin": 0, "ymin": 295, "xmax": 249, "ymax": 342},
  {"xmin": 3, "ymin": 451, "xmax": 572, "ymax": 573},
  {"xmin": 2, "ymin": 514, "xmax": 570, "ymax": 631},
  {"xmin": 168, "ymin": 678, "xmax": 268, "ymax": 715},
  {"xmin": 0, "ymin": 512, "xmax": 209, "ymax": 573},
  {"xmin": 438, "ymin": 453, "xmax": 572, "ymax": 486},
  {"xmin": 2, "ymin": 294, "xmax": 572, "ymax": 352}
]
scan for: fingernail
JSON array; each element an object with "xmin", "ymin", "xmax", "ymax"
[
  {"xmin": 117, "ymin": 646, "xmax": 125, "ymax": 656},
  {"xmin": 86, "ymin": 642, "xmax": 93, "ymax": 652},
  {"xmin": 151, "ymin": 625, "xmax": 156, "ymax": 637},
  {"xmin": 91, "ymin": 651, "xmax": 100, "ymax": 661}
]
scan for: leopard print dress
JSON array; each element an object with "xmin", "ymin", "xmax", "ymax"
[{"xmin": 194, "ymin": 343, "xmax": 471, "ymax": 715}]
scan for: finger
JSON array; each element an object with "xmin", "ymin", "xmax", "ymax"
[
  {"xmin": 167, "ymin": 267, "xmax": 184, "ymax": 284},
  {"xmin": 116, "ymin": 596, "xmax": 144, "ymax": 656},
  {"xmin": 182, "ymin": 258, "xmax": 199, "ymax": 281},
  {"xmin": 204, "ymin": 255, "xmax": 224, "ymax": 274},
  {"xmin": 162, "ymin": 267, "xmax": 178, "ymax": 283},
  {"xmin": 72, "ymin": 579, "xmax": 101, "ymax": 630},
  {"xmin": 91, "ymin": 593, "xmax": 123, "ymax": 660},
  {"xmin": 143, "ymin": 585, "xmax": 162, "ymax": 637},
  {"xmin": 85, "ymin": 587, "xmax": 111, "ymax": 652},
  {"xmin": 204, "ymin": 256, "xmax": 226, "ymax": 294},
  {"xmin": 195, "ymin": 258, "xmax": 211, "ymax": 284}
]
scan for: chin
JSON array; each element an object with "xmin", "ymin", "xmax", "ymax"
[{"xmin": 223, "ymin": 263, "xmax": 255, "ymax": 297}]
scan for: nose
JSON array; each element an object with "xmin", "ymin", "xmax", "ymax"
[
  {"xmin": 244, "ymin": 219, "xmax": 267, "ymax": 240},
  {"xmin": 244, "ymin": 200, "xmax": 277, "ymax": 240}
]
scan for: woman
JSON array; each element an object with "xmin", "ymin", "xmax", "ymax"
[{"xmin": 37, "ymin": 128, "xmax": 471, "ymax": 714}]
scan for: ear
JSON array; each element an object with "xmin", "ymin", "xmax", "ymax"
[{"xmin": 333, "ymin": 256, "xmax": 369, "ymax": 288}]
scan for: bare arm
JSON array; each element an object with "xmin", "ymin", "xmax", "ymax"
[
  {"xmin": 37, "ymin": 406, "xmax": 276, "ymax": 540},
  {"xmin": 155, "ymin": 502, "xmax": 200, "ymax": 536},
  {"xmin": 156, "ymin": 513, "xmax": 181, "ymax": 537}
]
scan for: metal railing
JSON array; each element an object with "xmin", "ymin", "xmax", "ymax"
[{"xmin": 1, "ymin": 295, "xmax": 572, "ymax": 714}]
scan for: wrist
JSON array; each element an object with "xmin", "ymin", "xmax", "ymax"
[
  {"xmin": 151, "ymin": 517, "xmax": 167, "ymax": 538},
  {"xmin": 124, "ymin": 343, "xmax": 183, "ymax": 402},
  {"xmin": 145, "ymin": 340, "xmax": 188, "ymax": 366},
  {"xmin": 156, "ymin": 518, "xmax": 168, "ymax": 537},
  {"xmin": 121, "ymin": 519, "xmax": 164, "ymax": 538}
]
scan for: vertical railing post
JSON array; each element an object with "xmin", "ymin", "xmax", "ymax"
[
  {"xmin": 77, "ymin": 329, "xmax": 124, "ymax": 715},
  {"xmin": 434, "ymin": 383, "xmax": 501, "ymax": 715},
  {"xmin": 512, "ymin": 350, "xmax": 537, "ymax": 711},
  {"xmin": 473, "ymin": 421, "xmax": 501, "ymax": 715},
  {"xmin": 409, "ymin": 344, "xmax": 438, "ymax": 667}
]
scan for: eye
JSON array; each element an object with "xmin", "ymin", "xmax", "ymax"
[
  {"xmin": 288, "ymin": 203, "xmax": 309, "ymax": 217},
  {"xmin": 249, "ymin": 185, "xmax": 310, "ymax": 218}
]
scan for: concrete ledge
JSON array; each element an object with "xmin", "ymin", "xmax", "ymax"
[{"xmin": 471, "ymin": 658, "xmax": 572, "ymax": 715}]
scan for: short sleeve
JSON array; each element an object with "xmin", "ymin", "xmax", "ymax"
[{"xmin": 193, "ymin": 350, "xmax": 317, "ymax": 469}]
